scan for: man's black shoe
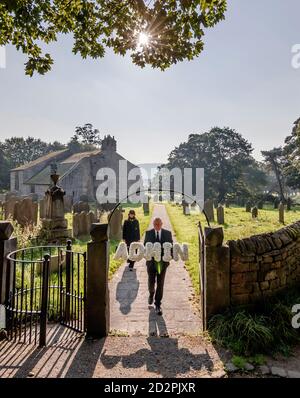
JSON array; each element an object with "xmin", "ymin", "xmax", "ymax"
[
  {"xmin": 155, "ymin": 306, "xmax": 162, "ymax": 316},
  {"xmin": 148, "ymin": 295, "xmax": 154, "ymax": 305}
]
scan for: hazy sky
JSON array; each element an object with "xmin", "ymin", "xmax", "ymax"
[{"xmin": 1, "ymin": 0, "xmax": 300, "ymax": 165}]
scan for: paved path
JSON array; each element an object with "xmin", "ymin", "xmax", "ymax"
[{"xmin": 110, "ymin": 204, "xmax": 202, "ymax": 336}]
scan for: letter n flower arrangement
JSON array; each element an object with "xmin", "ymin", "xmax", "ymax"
[{"xmin": 114, "ymin": 242, "xmax": 189, "ymax": 273}]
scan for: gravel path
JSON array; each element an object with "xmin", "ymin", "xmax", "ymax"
[{"xmin": 110, "ymin": 204, "xmax": 202, "ymax": 336}]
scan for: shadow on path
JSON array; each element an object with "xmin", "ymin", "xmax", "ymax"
[{"xmin": 116, "ymin": 267, "xmax": 139, "ymax": 315}]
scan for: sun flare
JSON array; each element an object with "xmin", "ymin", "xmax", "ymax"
[{"xmin": 137, "ymin": 32, "xmax": 150, "ymax": 47}]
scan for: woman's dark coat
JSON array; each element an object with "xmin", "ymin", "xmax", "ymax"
[{"xmin": 122, "ymin": 219, "xmax": 140, "ymax": 245}]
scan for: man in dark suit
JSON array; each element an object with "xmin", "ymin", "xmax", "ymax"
[{"xmin": 144, "ymin": 217, "xmax": 173, "ymax": 315}]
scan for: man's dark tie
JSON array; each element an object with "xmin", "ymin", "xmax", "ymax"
[{"xmin": 156, "ymin": 231, "xmax": 160, "ymax": 242}]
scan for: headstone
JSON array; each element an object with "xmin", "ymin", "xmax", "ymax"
[
  {"xmin": 109, "ymin": 208, "xmax": 123, "ymax": 240},
  {"xmin": 4, "ymin": 196, "xmax": 19, "ymax": 219},
  {"xmin": 28, "ymin": 193, "xmax": 38, "ymax": 202},
  {"xmin": 184, "ymin": 205, "xmax": 191, "ymax": 215},
  {"xmin": 204, "ymin": 199, "xmax": 215, "ymax": 222},
  {"xmin": 13, "ymin": 198, "xmax": 38, "ymax": 227},
  {"xmin": 73, "ymin": 213, "xmax": 80, "ymax": 237},
  {"xmin": 257, "ymin": 200, "xmax": 264, "ymax": 210},
  {"xmin": 143, "ymin": 202, "xmax": 150, "ymax": 214},
  {"xmin": 143, "ymin": 197, "xmax": 150, "ymax": 214},
  {"xmin": 245, "ymin": 201, "xmax": 251, "ymax": 212},
  {"xmin": 40, "ymin": 169, "xmax": 72, "ymax": 241},
  {"xmin": 73, "ymin": 201, "xmax": 90, "ymax": 214},
  {"xmin": 217, "ymin": 204, "xmax": 225, "ymax": 225},
  {"xmin": 274, "ymin": 198, "xmax": 279, "ymax": 209},
  {"xmin": 39, "ymin": 197, "xmax": 47, "ymax": 219},
  {"xmin": 80, "ymin": 194, "xmax": 89, "ymax": 202},
  {"xmin": 279, "ymin": 202, "xmax": 285, "ymax": 224},
  {"xmin": 252, "ymin": 206, "xmax": 258, "ymax": 219},
  {"xmin": 64, "ymin": 196, "xmax": 73, "ymax": 213},
  {"xmin": 287, "ymin": 197, "xmax": 292, "ymax": 211}
]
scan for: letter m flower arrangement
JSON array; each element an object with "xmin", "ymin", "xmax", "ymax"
[{"xmin": 114, "ymin": 242, "xmax": 189, "ymax": 270}]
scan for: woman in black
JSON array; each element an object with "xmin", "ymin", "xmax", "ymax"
[{"xmin": 122, "ymin": 209, "xmax": 141, "ymax": 270}]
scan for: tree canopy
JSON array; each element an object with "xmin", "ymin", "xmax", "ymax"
[
  {"xmin": 0, "ymin": 0, "xmax": 227, "ymax": 76},
  {"xmin": 164, "ymin": 127, "xmax": 262, "ymax": 202},
  {"xmin": 283, "ymin": 118, "xmax": 300, "ymax": 190}
]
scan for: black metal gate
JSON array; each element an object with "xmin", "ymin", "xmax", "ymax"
[{"xmin": 5, "ymin": 240, "xmax": 86, "ymax": 346}]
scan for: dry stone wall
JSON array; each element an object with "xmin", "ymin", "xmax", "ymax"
[{"xmin": 228, "ymin": 221, "xmax": 300, "ymax": 306}]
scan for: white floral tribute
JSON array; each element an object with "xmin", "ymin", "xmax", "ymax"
[{"xmin": 114, "ymin": 242, "xmax": 189, "ymax": 262}]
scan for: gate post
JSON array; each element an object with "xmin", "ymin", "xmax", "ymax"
[
  {"xmin": 86, "ymin": 223, "xmax": 110, "ymax": 338},
  {"xmin": 204, "ymin": 227, "xmax": 230, "ymax": 321},
  {"xmin": 65, "ymin": 240, "xmax": 72, "ymax": 324},
  {"xmin": 0, "ymin": 222, "xmax": 17, "ymax": 305},
  {"xmin": 39, "ymin": 254, "xmax": 50, "ymax": 347}
]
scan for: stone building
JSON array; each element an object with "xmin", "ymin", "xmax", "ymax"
[{"xmin": 10, "ymin": 136, "xmax": 141, "ymax": 203}]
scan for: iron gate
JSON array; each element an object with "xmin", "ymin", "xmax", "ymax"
[{"xmin": 5, "ymin": 240, "xmax": 86, "ymax": 346}]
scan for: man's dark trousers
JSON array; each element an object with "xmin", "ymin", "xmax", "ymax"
[
  {"xmin": 144, "ymin": 228, "xmax": 173, "ymax": 307},
  {"xmin": 147, "ymin": 261, "xmax": 168, "ymax": 307}
]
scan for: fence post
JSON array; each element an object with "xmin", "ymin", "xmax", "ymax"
[
  {"xmin": 0, "ymin": 222, "xmax": 17, "ymax": 305},
  {"xmin": 204, "ymin": 227, "xmax": 230, "ymax": 321},
  {"xmin": 86, "ymin": 223, "xmax": 110, "ymax": 338},
  {"xmin": 65, "ymin": 240, "xmax": 72, "ymax": 324},
  {"xmin": 39, "ymin": 254, "xmax": 50, "ymax": 347}
]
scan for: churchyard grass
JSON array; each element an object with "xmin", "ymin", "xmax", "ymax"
[{"xmin": 165, "ymin": 202, "xmax": 300, "ymax": 295}]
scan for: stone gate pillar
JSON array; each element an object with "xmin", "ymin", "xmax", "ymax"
[
  {"xmin": 0, "ymin": 222, "xmax": 17, "ymax": 305},
  {"xmin": 86, "ymin": 223, "xmax": 110, "ymax": 337},
  {"xmin": 204, "ymin": 227, "xmax": 230, "ymax": 319}
]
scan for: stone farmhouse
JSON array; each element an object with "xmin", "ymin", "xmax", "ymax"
[{"xmin": 10, "ymin": 135, "xmax": 140, "ymax": 202}]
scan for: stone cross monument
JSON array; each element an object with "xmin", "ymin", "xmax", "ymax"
[{"xmin": 40, "ymin": 164, "xmax": 72, "ymax": 241}]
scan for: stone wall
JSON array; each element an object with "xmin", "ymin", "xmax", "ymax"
[{"xmin": 228, "ymin": 221, "xmax": 300, "ymax": 306}]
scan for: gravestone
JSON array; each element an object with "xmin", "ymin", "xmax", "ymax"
[
  {"xmin": 245, "ymin": 201, "xmax": 251, "ymax": 213},
  {"xmin": 14, "ymin": 198, "xmax": 38, "ymax": 227},
  {"xmin": 39, "ymin": 197, "xmax": 47, "ymax": 219},
  {"xmin": 184, "ymin": 204, "xmax": 191, "ymax": 215},
  {"xmin": 257, "ymin": 200, "xmax": 264, "ymax": 210},
  {"xmin": 40, "ymin": 167, "xmax": 72, "ymax": 241},
  {"xmin": 217, "ymin": 204, "xmax": 225, "ymax": 225},
  {"xmin": 73, "ymin": 201, "xmax": 90, "ymax": 214},
  {"xmin": 4, "ymin": 196, "xmax": 19, "ymax": 219},
  {"xmin": 109, "ymin": 207, "xmax": 123, "ymax": 240},
  {"xmin": 143, "ymin": 197, "xmax": 150, "ymax": 214},
  {"xmin": 274, "ymin": 198, "xmax": 279, "ymax": 209},
  {"xmin": 279, "ymin": 202, "xmax": 285, "ymax": 224},
  {"xmin": 64, "ymin": 196, "xmax": 73, "ymax": 213},
  {"xmin": 204, "ymin": 199, "xmax": 215, "ymax": 222},
  {"xmin": 287, "ymin": 197, "xmax": 292, "ymax": 211},
  {"xmin": 252, "ymin": 206, "xmax": 258, "ymax": 219},
  {"xmin": 80, "ymin": 194, "xmax": 89, "ymax": 202},
  {"xmin": 28, "ymin": 193, "xmax": 38, "ymax": 202}
]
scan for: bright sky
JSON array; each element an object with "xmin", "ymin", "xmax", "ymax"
[{"xmin": 1, "ymin": 0, "xmax": 300, "ymax": 165}]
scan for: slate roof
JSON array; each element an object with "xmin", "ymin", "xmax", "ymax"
[
  {"xmin": 11, "ymin": 150, "xmax": 68, "ymax": 171},
  {"xmin": 24, "ymin": 163, "xmax": 75, "ymax": 185},
  {"xmin": 23, "ymin": 149, "xmax": 104, "ymax": 185}
]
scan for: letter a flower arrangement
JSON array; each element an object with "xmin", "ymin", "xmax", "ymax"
[{"xmin": 114, "ymin": 241, "xmax": 189, "ymax": 273}]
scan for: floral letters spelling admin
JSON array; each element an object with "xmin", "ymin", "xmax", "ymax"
[{"xmin": 114, "ymin": 242, "xmax": 189, "ymax": 262}]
